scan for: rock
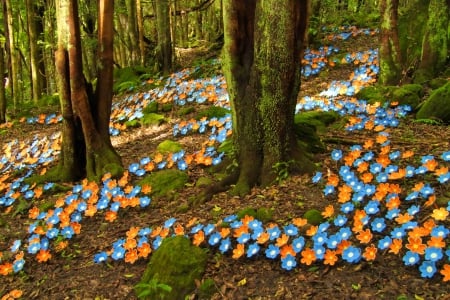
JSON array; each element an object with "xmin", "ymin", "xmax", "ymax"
[
  {"xmin": 416, "ymin": 81, "xmax": 450, "ymax": 123},
  {"xmin": 135, "ymin": 236, "xmax": 207, "ymax": 300}
]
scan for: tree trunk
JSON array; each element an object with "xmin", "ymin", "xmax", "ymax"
[
  {"xmin": 137, "ymin": 0, "xmax": 146, "ymax": 65},
  {"xmin": 155, "ymin": 0, "xmax": 172, "ymax": 74},
  {"xmin": 126, "ymin": 0, "xmax": 140, "ymax": 65},
  {"xmin": 4, "ymin": 0, "xmax": 20, "ymax": 108},
  {"xmin": 221, "ymin": 0, "xmax": 313, "ymax": 196},
  {"xmin": 414, "ymin": 0, "xmax": 449, "ymax": 83},
  {"xmin": 53, "ymin": 0, "xmax": 122, "ymax": 182},
  {"xmin": 379, "ymin": 0, "xmax": 402, "ymax": 85},
  {"xmin": 26, "ymin": 0, "xmax": 44, "ymax": 103},
  {"xmin": 0, "ymin": 44, "xmax": 5, "ymax": 123}
]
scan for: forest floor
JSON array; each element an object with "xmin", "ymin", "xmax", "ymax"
[{"xmin": 1, "ymin": 28, "xmax": 450, "ymax": 300}]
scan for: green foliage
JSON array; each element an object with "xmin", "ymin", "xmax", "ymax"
[
  {"xmin": 416, "ymin": 82, "xmax": 450, "ymax": 123},
  {"xmin": 135, "ymin": 279, "xmax": 172, "ymax": 299},
  {"xmin": 176, "ymin": 106, "xmax": 195, "ymax": 116},
  {"xmin": 113, "ymin": 66, "xmax": 154, "ymax": 94},
  {"xmin": 189, "ymin": 58, "xmax": 222, "ymax": 80},
  {"xmin": 135, "ymin": 236, "xmax": 207, "ymax": 300},
  {"xmin": 143, "ymin": 101, "xmax": 159, "ymax": 114},
  {"xmin": 198, "ymin": 278, "xmax": 218, "ymax": 299},
  {"xmin": 195, "ymin": 106, "xmax": 230, "ymax": 120},
  {"xmin": 142, "ymin": 113, "xmax": 166, "ymax": 126},
  {"xmin": 236, "ymin": 207, "xmax": 273, "ymax": 223},
  {"xmin": 273, "ymin": 160, "xmax": 295, "ymax": 183},
  {"xmin": 137, "ymin": 169, "xmax": 189, "ymax": 198}
]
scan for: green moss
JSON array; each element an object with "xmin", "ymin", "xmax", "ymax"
[
  {"xmin": 137, "ymin": 169, "xmax": 188, "ymax": 197},
  {"xmin": 161, "ymin": 103, "xmax": 173, "ymax": 112},
  {"xmin": 135, "ymin": 236, "xmax": 207, "ymax": 300},
  {"xmin": 303, "ymin": 209, "xmax": 324, "ymax": 225},
  {"xmin": 195, "ymin": 106, "xmax": 230, "ymax": 120},
  {"xmin": 125, "ymin": 119, "xmax": 141, "ymax": 128},
  {"xmin": 294, "ymin": 111, "xmax": 339, "ymax": 133},
  {"xmin": 198, "ymin": 278, "xmax": 218, "ymax": 300},
  {"xmin": 143, "ymin": 101, "xmax": 159, "ymax": 114},
  {"xmin": 236, "ymin": 207, "xmax": 273, "ymax": 222},
  {"xmin": 429, "ymin": 78, "xmax": 448, "ymax": 89},
  {"xmin": 416, "ymin": 81, "xmax": 450, "ymax": 123},
  {"xmin": 293, "ymin": 121, "xmax": 325, "ymax": 154},
  {"xmin": 142, "ymin": 113, "xmax": 166, "ymax": 126},
  {"xmin": 176, "ymin": 106, "xmax": 195, "ymax": 117},
  {"xmin": 156, "ymin": 140, "xmax": 183, "ymax": 154},
  {"xmin": 195, "ymin": 176, "xmax": 213, "ymax": 188}
]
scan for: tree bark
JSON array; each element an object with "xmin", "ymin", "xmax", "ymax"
[
  {"xmin": 4, "ymin": 0, "xmax": 20, "ymax": 108},
  {"xmin": 379, "ymin": 0, "xmax": 402, "ymax": 85},
  {"xmin": 155, "ymin": 0, "xmax": 172, "ymax": 74},
  {"xmin": 52, "ymin": 0, "xmax": 122, "ymax": 182},
  {"xmin": 0, "ymin": 44, "xmax": 5, "ymax": 123},
  {"xmin": 26, "ymin": 0, "xmax": 44, "ymax": 103},
  {"xmin": 220, "ymin": 0, "xmax": 313, "ymax": 197}
]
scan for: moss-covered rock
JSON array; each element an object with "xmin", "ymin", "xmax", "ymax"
[
  {"xmin": 236, "ymin": 207, "xmax": 273, "ymax": 223},
  {"xmin": 416, "ymin": 81, "xmax": 450, "ymax": 123},
  {"xmin": 293, "ymin": 121, "xmax": 325, "ymax": 154},
  {"xmin": 294, "ymin": 111, "xmax": 339, "ymax": 133},
  {"xmin": 392, "ymin": 84, "xmax": 423, "ymax": 109},
  {"xmin": 195, "ymin": 176, "xmax": 213, "ymax": 187},
  {"xmin": 137, "ymin": 169, "xmax": 188, "ymax": 197},
  {"xmin": 156, "ymin": 140, "xmax": 183, "ymax": 154},
  {"xmin": 135, "ymin": 236, "xmax": 207, "ymax": 300},
  {"xmin": 143, "ymin": 101, "xmax": 159, "ymax": 114},
  {"xmin": 356, "ymin": 85, "xmax": 396, "ymax": 105},
  {"xmin": 303, "ymin": 209, "xmax": 324, "ymax": 225}
]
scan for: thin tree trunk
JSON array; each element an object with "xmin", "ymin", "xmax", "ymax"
[
  {"xmin": 4, "ymin": 0, "xmax": 20, "ymax": 108},
  {"xmin": 156, "ymin": 0, "xmax": 172, "ymax": 74},
  {"xmin": 0, "ymin": 45, "xmax": 6, "ymax": 123},
  {"xmin": 137, "ymin": 0, "xmax": 146, "ymax": 65},
  {"xmin": 26, "ymin": 0, "xmax": 43, "ymax": 103}
]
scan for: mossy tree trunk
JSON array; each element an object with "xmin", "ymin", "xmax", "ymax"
[
  {"xmin": 379, "ymin": 0, "xmax": 402, "ymax": 85},
  {"xmin": 53, "ymin": 0, "xmax": 122, "ymax": 182},
  {"xmin": 414, "ymin": 0, "xmax": 449, "ymax": 83},
  {"xmin": 155, "ymin": 0, "xmax": 172, "ymax": 74},
  {"xmin": 221, "ymin": 0, "xmax": 312, "ymax": 196},
  {"xmin": 0, "ymin": 43, "xmax": 5, "ymax": 123}
]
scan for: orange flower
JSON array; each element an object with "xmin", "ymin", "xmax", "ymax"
[
  {"xmin": 321, "ymin": 205, "xmax": 334, "ymax": 218},
  {"xmin": 0, "ymin": 263, "xmax": 13, "ymax": 276},
  {"xmin": 389, "ymin": 168, "xmax": 406, "ymax": 180},
  {"xmin": 85, "ymin": 204, "xmax": 97, "ymax": 217},
  {"xmin": 256, "ymin": 232, "xmax": 270, "ymax": 244},
  {"xmin": 385, "ymin": 195, "xmax": 401, "ymax": 210},
  {"xmin": 336, "ymin": 240, "xmax": 352, "ymax": 255},
  {"xmin": 141, "ymin": 184, "xmax": 152, "ymax": 194},
  {"xmin": 361, "ymin": 172, "xmax": 373, "ymax": 183},
  {"xmin": 124, "ymin": 238, "xmax": 137, "ymax": 250},
  {"xmin": 395, "ymin": 213, "xmax": 413, "ymax": 225},
  {"xmin": 137, "ymin": 242, "xmax": 152, "ymax": 258},
  {"xmin": 405, "ymin": 237, "xmax": 426, "ymax": 254},
  {"xmin": 431, "ymin": 207, "xmax": 449, "ymax": 221},
  {"xmin": 126, "ymin": 227, "xmax": 140, "ymax": 239},
  {"xmin": 401, "ymin": 150, "xmax": 414, "ymax": 159},
  {"xmin": 408, "ymin": 226, "xmax": 428, "ymax": 239},
  {"xmin": 388, "ymin": 239, "xmax": 403, "ymax": 254},
  {"xmin": 186, "ymin": 217, "xmax": 198, "ymax": 228},
  {"xmin": 422, "ymin": 219, "xmax": 436, "ymax": 232},
  {"xmin": 423, "ymin": 159, "xmax": 438, "ymax": 171},
  {"xmin": 324, "ymin": 249, "xmax": 338, "ymax": 266},
  {"xmin": 376, "ymin": 134, "xmax": 388, "ymax": 144},
  {"xmin": 300, "ymin": 248, "xmax": 316, "ymax": 265},
  {"xmin": 241, "ymin": 215, "xmax": 254, "ymax": 225},
  {"xmin": 219, "ymin": 227, "xmax": 231, "ymax": 238},
  {"xmin": 412, "ymin": 182, "xmax": 425, "ymax": 192},
  {"xmin": 356, "ymin": 229, "xmax": 373, "ymax": 244},
  {"xmin": 357, "ymin": 161, "xmax": 369, "ymax": 173},
  {"xmin": 435, "ymin": 166, "xmax": 449, "ymax": 176},
  {"xmin": 28, "ymin": 206, "xmax": 40, "ymax": 219},
  {"xmin": 192, "ymin": 230, "xmax": 205, "ymax": 246},
  {"xmin": 424, "ymin": 195, "xmax": 436, "ymax": 207},
  {"xmin": 440, "ymin": 264, "xmax": 450, "ymax": 282},
  {"xmin": 232, "ymin": 244, "xmax": 245, "ymax": 259},
  {"xmin": 363, "ymin": 139, "xmax": 374, "ymax": 149},
  {"xmin": 124, "ymin": 249, "xmax": 139, "ymax": 264},
  {"xmin": 306, "ymin": 225, "xmax": 318, "ymax": 237},
  {"xmin": 376, "ymin": 154, "xmax": 391, "ymax": 168},
  {"xmin": 4, "ymin": 289, "xmax": 23, "ymax": 299},
  {"xmin": 71, "ymin": 222, "xmax": 81, "ymax": 235},
  {"xmin": 55, "ymin": 241, "xmax": 69, "ymax": 252},
  {"xmin": 174, "ymin": 224, "xmax": 185, "ymax": 236},
  {"xmin": 380, "ymin": 145, "xmax": 391, "ymax": 155},
  {"xmin": 292, "ymin": 218, "xmax": 308, "ymax": 227},
  {"xmin": 327, "ymin": 173, "xmax": 340, "ymax": 187},
  {"xmin": 159, "ymin": 227, "xmax": 170, "ymax": 238},
  {"xmin": 233, "ymin": 225, "xmax": 249, "ymax": 238},
  {"xmin": 362, "ymin": 244, "xmax": 377, "ymax": 261},
  {"xmin": 276, "ymin": 234, "xmax": 289, "ymax": 248},
  {"xmin": 280, "ymin": 244, "xmax": 296, "ymax": 259},
  {"xmin": 36, "ymin": 249, "xmax": 52, "ymax": 263},
  {"xmin": 34, "ymin": 187, "xmax": 43, "ymax": 199},
  {"xmin": 427, "ymin": 236, "xmax": 446, "ymax": 248},
  {"xmin": 104, "ymin": 211, "xmax": 117, "ymax": 222}
]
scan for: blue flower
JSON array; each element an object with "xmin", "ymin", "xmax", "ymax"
[
  {"xmin": 405, "ymin": 191, "xmax": 419, "ymax": 201},
  {"xmin": 425, "ymin": 247, "xmax": 443, "ymax": 262},
  {"xmin": 111, "ymin": 246, "xmax": 126, "ymax": 260},
  {"xmin": 223, "ymin": 214, "xmax": 237, "ymax": 223},
  {"xmin": 208, "ymin": 232, "xmax": 222, "ymax": 246},
  {"xmin": 152, "ymin": 236, "xmax": 163, "ymax": 250},
  {"xmin": 420, "ymin": 185, "xmax": 434, "ymax": 197},
  {"xmin": 441, "ymin": 151, "xmax": 450, "ymax": 161},
  {"xmin": 281, "ymin": 254, "xmax": 297, "ymax": 271},
  {"xmin": 292, "ymin": 236, "xmax": 305, "ymax": 253},
  {"xmin": 237, "ymin": 233, "xmax": 251, "ymax": 244},
  {"xmin": 369, "ymin": 163, "xmax": 383, "ymax": 174},
  {"xmin": 415, "ymin": 166, "xmax": 428, "ymax": 175},
  {"xmin": 405, "ymin": 166, "xmax": 415, "ymax": 177},
  {"xmin": 338, "ymin": 227, "xmax": 352, "ymax": 240},
  {"xmin": 267, "ymin": 226, "xmax": 281, "ymax": 240},
  {"xmin": 407, "ymin": 205, "xmax": 420, "ymax": 216},
  {"xmin": 248, "ymin": 220, "xmax": 263, "ymax": 231},
  {"xmin": 318, "ymin": 222, "xmax": 330, "ymax": 232},
  {"xmin": 419, "ymin": 261, "xmax": 436, "ymax": 278},
  {"xmin": 312, "ymin": 172, "xmax": 322, "ymax": 183},
  {"xmin": 284, "ymin": 224, "xmax": 298, "ymax": 236},
  {"xmin": 314, "ymin": 245, "xmax": 326, "ymax": 260},
  {"xmin": 431, "ymin": 225, "xmax": 449, "ymax": 238},
  {"xmin": 129, "ymin": 163, "xmax": 141, "ymax": 173},
  {"xmin": 386, "ymin": 208, "xmax": 400, "ymax": 220},
  {"xmin": 61, "ymin": 226, "xmax": 75, "ymax": 239},
  {"xmin": 363, "ymin": 151, "xmax": 374, "ymax": 161},
  {"xmin": 190, "ymin": 224, "xmax": 204, "ymax": 234},
  {"xmin": 403, "ymin": 251, "xmax": 420, "ymax": 266},
  {"xmin": 10, "ymin": 240, "xmax": 21, "ymax": 253},
  {"xmin": 327, "ymin": 234, "xmax": 341, "ymax": 249},
  {"xmin": 46, "ymin": 228, "xmax": 59, "ymax": 239},
  {"xmin": 28, "ymin": 242, "xmax": 40, "ymax": 254},
  {"xmin": 364, "ymin": 201, "xmax": 379, "ymax": 215},
  {"xmin": 139, "ymin": 196, "xmax": 151, "ymax": 207},
  {"xmin": 342, "ymin": 246, "xmax": 361, "ymax": 263},
  {"xmin": 364, "ymin": 184, "xmax": 376, "ymax": 196},
  {"xmin": 390, "ymin": 227, "xmax": 406, "ymax": 239},
  {"xmin": 421, "ymin": 155, "xmax": 434, "ymax": 164},
  {"xmin": 177, "ymin": 160, "xmax": 188, "ymax": 170},
  {"xmin": 323, "ymin": 185, "xmax": 335, "ymax": 195},
  {"xmin": 334, "ymin": 215, "xmax": 347, "ymax": 227},
  {"xmin": 331, "ymin": 149, "xmax": 343, "ymax": 161},
  {"xmin": 94, "ymin": 252, "xmax": 109, "ymax": 263},
  {"xmin": 377, "ymin": 236, "xmax": 392, "ymax": 250},
  {"xmin": 246, "ymin": 243, "xmax": 260, "ymax": 258},
  {"xmin": 13, "ymin": 259, "xmax": 25, "ymax": 273},
  {"xmin": 312, "ymin": 232, "xmax": 328, "ymax": 245},
  {"xmin": 371, "ymin": 218, "xmax": 386, "ymax": 233},
  {"xmin": 203, "ymin": 224, "xmax": 216, "ymax": 236},
  {"xmin": 219, "ymin": 238, "xmax": 231, "ymax": 253},
  {"xmin": 265, "ymin": 244, "xmax": 280, "ymax": 259},
  {"xmin": 341, "ymin": 202, "xmax": 354, "ymax": 214},
  {"xmin": 438, "ymin": 173, "xmax": 450, "ymax": 184},
  {"xmin": 376, "ymin": 172, "xmax": 388, "ymax": 183},
  {"xmin": 389, "ymin": 151, "xmax": 401, "ymax": 160},
  {"xmin": 163, "ymin": 217, "xmax": 177, "ymax": 228}
]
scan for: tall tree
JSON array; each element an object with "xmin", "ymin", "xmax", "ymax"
[
  {"xmin": 155, "ymin": 0, "xmax": 172, "ymax": 74},
  {"xmin": 0, "ymin": 41, "xmax": 5, "ymax": 123},
  {"xmin": 4, "ymin": 0, "xmax": 20, "ymax": 107},
  {"xmin": 26, "ymin": 0, "xmax": 44, "ymax": 103},
  {"xmin": 216, "ymin": 0, "xmax": 312, "ymax": 196},
  {"xmin": 52, "ymin": 0, "xmax": 122, "ymax": 182},
  {"xmin": 379, "ymin": 0, "xmax": 402, "ymax": 85}
]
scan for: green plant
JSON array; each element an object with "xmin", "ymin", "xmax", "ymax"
[
  {"xmin": 273, "ymin": 160, "xmax": 295, "ymax": 183},
  {"xmin": 413, "ymin": 118, "xmax": 443, "ymax": 125},
  {"xmin": 135, "ymin": 279, "xmax": 173, "ymax": 299}
]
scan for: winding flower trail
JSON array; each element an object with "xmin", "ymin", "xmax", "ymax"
[{"xmin": 0, "ymin": 26, "xmax": 449, "ymax": 286}]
